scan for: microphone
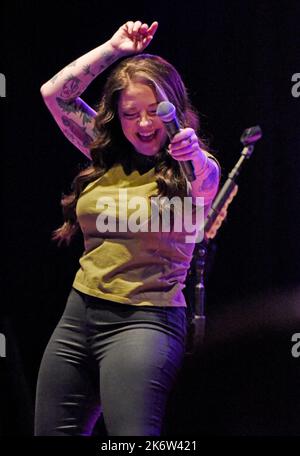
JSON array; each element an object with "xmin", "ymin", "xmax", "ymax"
[{"xmin": 156, "ymin": 101, "xmax": 196, "ymax": 182}]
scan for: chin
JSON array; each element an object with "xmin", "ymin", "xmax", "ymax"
[
  {"xmin": 140, "ymin": 150, "xmax": 159, "ymax": 157},
  {"xmin": 137, "ymin": 141, "xmax": 166, "ymax": 157},
  {"xmin": 134, "ymin": 145, "xmax": 159, "ymax": 157}
]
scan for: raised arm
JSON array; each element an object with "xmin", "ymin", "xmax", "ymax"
[{"xmin": 40, "ymin": 21, "xmax": 158, "ymax": 158}]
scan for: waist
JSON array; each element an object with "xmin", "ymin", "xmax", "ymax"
[{"xmin": 71, "ymin": 287, "xmax": 187, "ymax": 342}]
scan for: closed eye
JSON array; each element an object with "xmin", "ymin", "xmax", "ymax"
[
  {"xmin": 122, "ymin": 112, "xmax": 139, "ymax": 119},
  {"xmin": 122, "ymin": 110, "xmax": 158, "ymax": 119}
]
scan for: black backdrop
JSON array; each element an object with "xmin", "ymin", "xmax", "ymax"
[{"xmin": 1, "ymin": 0, "xmax": 300, "ymax": 439}]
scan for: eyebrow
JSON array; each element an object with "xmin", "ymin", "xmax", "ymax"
[{"xmin": 121, "ymin": 102, "xmax": 159, "ymax": 111}]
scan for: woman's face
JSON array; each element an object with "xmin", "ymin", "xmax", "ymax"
[{"xmin": 118, "ymin": 81, "xmax": 168, "ymax": 156}]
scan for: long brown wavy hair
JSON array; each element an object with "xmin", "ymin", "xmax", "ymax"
[{"xmin": 53, "ymin": 53, "xmax": 211, "ymax": 245}]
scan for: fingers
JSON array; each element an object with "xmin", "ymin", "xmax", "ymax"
[
  {"xmin": 168, "ymin": 128, "xmax": 200, "ymax": 160},
  {"xmin": 125, "ymin": 20, "xmax": 158, "ymax": 39},
  {"xmin": 140, "ymin": 23, "xmax": 149, "ymax": 34},
  {"xmin": 141, "ymin": 22, "xmax": 159, "ymax": 46},
  {"xmin": 170, "ymin": 128, "xmax": 196, "ymax": 146},
  {"xmin": 148, "ymin": 21, "xmax": 159, "ymax": 36},
  {"xmin": 125, "ymin": 21, "xmax": 135, "ymax": 35},
  {"xmin": 132, "ymin": 20, "xmax": 142, "ymax": 34},
  {"xmin": 169, "ymin": 142, "xmax": 199, "ymax": 161}
]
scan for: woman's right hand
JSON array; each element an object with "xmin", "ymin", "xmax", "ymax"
[{"xmin": 109, "ymin": 21, "xmax": 159, "ymax": 57}]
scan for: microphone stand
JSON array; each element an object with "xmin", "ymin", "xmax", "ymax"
[{"xmin": 185, "ymin": 126, "xmax": 262, "ymax": 355}]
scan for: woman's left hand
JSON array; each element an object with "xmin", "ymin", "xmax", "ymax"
[{"xmin": 168, "ymin": 127, "xmax": 205, "ymax": 164}]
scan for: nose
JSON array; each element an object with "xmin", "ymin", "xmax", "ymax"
[{"xmin": 138, "ymin": 112, "xmax": 152, "ymax": 128}]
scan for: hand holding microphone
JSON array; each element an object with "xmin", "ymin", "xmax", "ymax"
[{"xmin": 156, "ymin": 101, "xmax": 206, "ymax": 182}]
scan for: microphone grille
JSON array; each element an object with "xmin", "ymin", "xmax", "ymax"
[{"xmin": 156, "ymin": 101, "xmax": 176, "ymax": 122}]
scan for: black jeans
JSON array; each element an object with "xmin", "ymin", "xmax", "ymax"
[{"xmin": 34, "ymin": 288, "xmax": 187, "ymax": 436}]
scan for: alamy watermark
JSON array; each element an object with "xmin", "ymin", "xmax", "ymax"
[
  {"xmin": 0, "ymin": 333, "xmax": 6, "ymax": 358},
  {"xmin": 291, "ymin": 333, "xmax": 300, "ymax": 358},
  {"xmin": 0, "ymin": 73, "xmax": 6, "ymax": 97},
  {"xmin": 95, "ymin": 191, "xmax": 205, "ymax": 243},
  {"xmin": 291, "ymin": 73, "xmax": 300, "ymax": 98}
]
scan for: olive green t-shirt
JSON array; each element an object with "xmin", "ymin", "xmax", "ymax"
[{"xmin": 73, "ymin": 163, "xmax": 199, "ymax": 307}]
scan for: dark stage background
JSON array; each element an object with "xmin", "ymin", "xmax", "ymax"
[{"xmin": 1, "ymin": 0, "xmax": 300, "ymax": 439}]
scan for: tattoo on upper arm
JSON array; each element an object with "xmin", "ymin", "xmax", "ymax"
[
  {"xmin": 56, "ymin": 97, "xmax": 94, "ymax": 125},
  {"xmin": 61, "ymin": 116, "xmax": 93, "ymax": 147},
  {"xmin": 92, "ymin": 124, "xmax": 99, "ymax": 136},
  {"xmin": 60, "ymin": 75, "xmax": 82, "ymax": 99},
  {"xmin": 62, "ymin": 128, "xmax": 76, "ymax": 144}
]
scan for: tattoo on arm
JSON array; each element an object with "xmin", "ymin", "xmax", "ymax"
[
  {"xmin": 50, "ymin": 70, "xmax": 64, "ymax": 85},
  {"xmin": 49, "ymin": 60, "xmax": 78, "ymax": 85},
  {"xmin": 61, "ymin": 116, "xmax": 93, "ymax": 147},
  {"xmin": 197, "ymin": 162, "xmax": 219, "ymax": 193},
  {"xmin": 83, "ymin": 65, "xmax": 96, "ymax": 77},
  {"xmin": 66, "ymin": 59, "xmax": 78, "ymax": 68},
  {"xmin": 50, "ymin": 51, "xmax": 115, "ymax": 87},
  {"xmin": 56, "ymin": 97, "xmax": 94, "ymax": 125},
  {"xmin": 97, "ymin": 51, "xmax": 115, "ymax": 73},
  {"xmin": 60, "ymin": 75, "xmax": 82, "ymax": 99}
]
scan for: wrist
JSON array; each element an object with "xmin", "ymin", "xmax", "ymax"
[
  {"xmin": 192, "ymin": 150, "xmax": 208, "ymax": 177},
  {"xmin": 106, "ymin": 39, "xmax": 129, "ymax": 59}
]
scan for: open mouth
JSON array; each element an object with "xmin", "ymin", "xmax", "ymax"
[{"xmin": 137, "ymin": 131, "xmax": 158, "ymax": 142}]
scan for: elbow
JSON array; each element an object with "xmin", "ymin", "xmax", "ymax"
[
  {"xmin": 40, "ymin": 80, "xmax": 58, "ymax": 102},
  {"xmin": 40, "ymin": 83, "xmax": 58, "ymax": 110},
  {"xmin": 40, "ymin": 83, "xmax": 51, "ymax": 99}
]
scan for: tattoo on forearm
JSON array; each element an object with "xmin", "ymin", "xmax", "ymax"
[
  {"xmin": 50, "ymin": 70, "xmax": 64, "ymax": 85},
  {"xmin": 62, "ymin": 115, "xmax": 93, "ymax": 147},
  {"xmin": 66, "ymin": 59, "xmax": 78, "ymax": 68},
  {"xmin": 83, "ymin": 65, "xmax": 96, "ymax": 77},
  {"xmin": 50, "ymin": 60, "xmax": 78, "ymax": 85},
  {"xmin": 198, "ymin": 163, "xmax": 219, "ymax": 192},
  {"xmin": 97, "ymin": 51, "xmax": 115, "ymax": 73},
  {"xmin": 56, "ymin": 97, "xmax": 93, "ymax": 124},
  {"xmin": 60, "ymin": 75, "xmax": 82, "ymax": 99}
]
